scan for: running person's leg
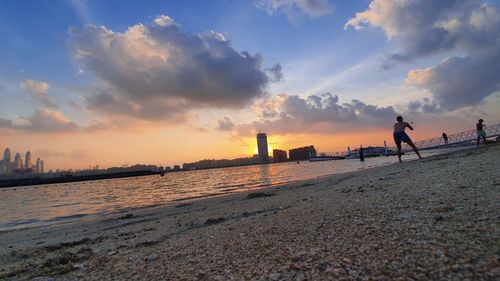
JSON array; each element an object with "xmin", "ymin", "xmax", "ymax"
[
  {"xmin": 394, "ymin": 133, "xmax": 403, "ymax": 163},
  {"xmin": 396, "ymin": 143, "xmax": 402, "ymax": 163},
  {"xmin": 407, "ymin": 139, "xmax": 423, "ymax": 159}
]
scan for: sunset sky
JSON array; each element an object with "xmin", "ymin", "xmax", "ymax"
[{"xmin": 1, "ymin": 0, "xmax": 499, "ymax": 170}]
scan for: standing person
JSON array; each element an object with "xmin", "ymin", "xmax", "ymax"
[
  {"xmin": 359, "ymin": 146, "xmax": 365, "ymax": 162},
  {"xmin": 393, "ymin": 116, "xmax": 423, "ymax": 163},
  {"xmin": 442, "ymin": 132, "xmax": 448, "ymax": 144},
  {"xmin": 476, "ymin": 119, "xmax": 487, "ymax": 146}
]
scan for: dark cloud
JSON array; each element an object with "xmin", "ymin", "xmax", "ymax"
[
  {"xmin": 236, "ymin": 93, "xmax": 398, "ymax": 136},
  {"xmin": 0, "ymin": 118, "xmax": 12, "ymax": 128},
  {"xmin": 70, "ymin": 16, "xmax": 275, "ymax": 121},
  {"xmin": 406, "ymin": 47, "xmax": 500, "ymax": 110},
  {"xmin": 216, "ymin": 117, "xmax": 235, "ymax": 131},
  {"xmin": 266, "ymin": 63, "xmax": 283, "ymax": 82},
  {"xmin": 346, "ymin": 0, "xmax": 500, "ymax": 110}
]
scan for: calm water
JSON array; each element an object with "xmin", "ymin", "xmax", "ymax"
[{"xmin": 0, "ymin": 147, "xmax": 469, "ymax": 231}]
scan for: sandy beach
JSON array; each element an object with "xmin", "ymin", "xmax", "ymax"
[{"xmin": 1, "ymin": 144, "xmax": 499, "ymax": 280}]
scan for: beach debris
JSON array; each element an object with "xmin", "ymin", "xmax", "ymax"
[
  {"xmin": 32, "ymin": 277, "xmax": 54, "ymax": 281},
  {"xmin": 175, "ymin": 203, "xmax": 193, "ymax": 208},
  {"xmin": 435, "ymin": 205, "xmax": 454, "ymax": 213},
  {"xmin": 43, "ymin": 237, "xmax": 91, "ymax": 251},
  {"xmin": 107, "ymin": 251, "xmax": 117, "ymax": 256},
  {"xmin": 246, "ymin": 192, "xmax": 276, "ymax": 199},
  {"xmin": 205, "ymin": 217, "xmax": 226, "ymax": 225},
  {"xmin": 145, "ymin": 253, "xmax": 159, "ymax": 262},
  {"xmin": 118, "ymin": 213, "xmax": 135, "ymax": 220}
]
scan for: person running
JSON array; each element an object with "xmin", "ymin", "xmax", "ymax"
[
  {"xmin": 476, "ymin": 119, "xmax": 487, "ymax": 146},
  {"xmin": 442, "ymin": 132, "xmax": 448, "ymax": 144},
  {"xmin": 393, "ymin": 116, "xmax": 423, "ymax": 163}
]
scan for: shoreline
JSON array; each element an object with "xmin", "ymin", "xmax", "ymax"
[
  {"xmin": 0, "ymin": 144, "xmax": 498, "ymax": 280},
  {"xmin": 0, "ymin": 147, "xmax": 469, "ymax": 233}
]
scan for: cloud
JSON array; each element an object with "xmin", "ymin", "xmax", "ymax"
[
  {"xmin": 69, "ymin": 16, "xmax": 274, "ymax": 121},
  {"xmin": 216, "ymin": 117, "xmax": 235, "ymax": 131},
  {"xmin": 266, "ymin": 63, "xmax": 283, "ymax": 82},
  {"xmin": 236, "ymin": 93, "xmax": 398, "ymax": 136},
  {"xmin": 0, "ymin": 118, "xmax": 12, "ymax": 128},
  {"xmin": 255, "ymin": 0, "xmax": 332, "ymax": 22},
  {"xmin": 70, "ymin": 0, "xmax": 93, "ymax": 23},
  {"xmin": 0, "ymin": 108, "xmax": 80, "ymax": 133},
  {"xmin": 345, "ymin": 0, "xmax": 500, "ymax": 110},
  {"xmin": 406, "ymin": 49, "xmax": 500, "ymax": 110},
  {"xmin": 21, "ymin": 79, "xmax": 57, "ymax": 108}
]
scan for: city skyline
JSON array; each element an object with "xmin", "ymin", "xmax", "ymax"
[
  {"xmin": 0, "ymin": 147, "xmax": 45, "ymax": 175},
  {"xmin": 1, "ymin": 0, "xmax": 499, "ymax": 170}
]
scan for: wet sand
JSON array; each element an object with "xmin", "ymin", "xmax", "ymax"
[{"xmin": 1, "ymin": 144, "xmax": 499, "ymax": 280}]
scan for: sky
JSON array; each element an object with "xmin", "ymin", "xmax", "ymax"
[{"xmin": 1, "ymin": 0, "xmax": 499, "ymax": 170}]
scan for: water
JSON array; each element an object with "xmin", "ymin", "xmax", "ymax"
[{"xmin": 0, "ymin": 147, "xmax": 470, "ymax": 231}]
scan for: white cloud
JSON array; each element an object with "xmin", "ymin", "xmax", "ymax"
[
  {"xmin": 346, "ymin": 0, "xmax": 500, "ymax": 110},
  {"xmin": 21, "ymin": 79, "xmax": 57, "ymax": 108},
  {"xmin": 69, "ymin": 15, "xmax": 275, "ymax": 121},
  {"xmin": 255, "ymin": 0, "xmax": 332, "ymax": 23},
  {"xmin": 236, "ymin": 93, "xmax": 398, "ymax": 136},
  {"xmin": 0, "ymin": 108, "xmax": 80, "ymax": 133}
]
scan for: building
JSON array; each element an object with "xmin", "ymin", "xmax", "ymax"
[
  {"xmin": 40, "ymin": 160, "xmax": 44, "ymax": 173},
  {"xmin": 35, "ymin": 158, "xmax": 41, "ymax": 173},
  {"xmin": 13, "ymin": 153, "xmax": 22, "ymax": 170},
  {"xmin": 289, "ymin": 146, "xmax": 316, "ymax": 161},
  {"xmin": 272, "ymin": 149, "xmax": 287, "ymax": 162},
  {"xmin": 25, "ymin": 151, "xmax": 32, "ymax": 170},
  {"xmin": 2, "ymin": 148, "xmax": 11, "ymax": 174},
  {"xmin": 3, "ymin": 148, "xmax": 11, "ymax": 164},
  {"xmin": 256, "ymin": 133, "xmax": 269, "ymax": 163}
]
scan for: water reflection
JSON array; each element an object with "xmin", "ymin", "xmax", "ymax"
[
  {"xmin": 0, "ymin": 147, "xmax": 471, "ymax": 230},
  {"xmin": 259, "ymin": 164, "xmax": 271, "ymax": 187}
]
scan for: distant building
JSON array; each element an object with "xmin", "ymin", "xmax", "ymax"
[
  {"xmin": 173, "ymin": 165, "xmax": 180, "ymax": 170},
  {"xmin": 40, "ymin": 160, "xmax": 45, "ymax": 173},
  {"xmin": 35, "ymin": 158, "xmax": 41, "ymax": 173},
  {"xmin": 256, "ymin": 133, "xmax": 269, "ymax": 163},
  {"xmin": 25, "ymin": 151, "xmax": 32, "ymax": 170},
  {"xmin": 289, "ymin": 146, "xmax": 316, "ymax": 161},
  {"xmin": 13, "ymin": 153, "xmax": 22, "ymax": 170},
  {"xmin": 272, "ymin": 149, "xmax": 287, "ymax": 162},
  {"xmin": 3, "ymin": 148, "xmax": 11, "ymax": 174},
  {"xmin": 3, "ymin": 148, "xmax": 11, "ymax": 164}
]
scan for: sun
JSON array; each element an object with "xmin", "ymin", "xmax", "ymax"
[{"xmin": 252, "ymin": 145, "xmax": 273, "ymax": 155}]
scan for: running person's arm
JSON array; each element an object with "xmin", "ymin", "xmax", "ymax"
[{"xmin": 406, "ymin": 122, "xmax": 414, "ymax": 130}]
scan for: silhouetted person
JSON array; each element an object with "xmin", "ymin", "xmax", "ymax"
[
  {"xmin": 359, "ymin": 146, "xmax": 364, "ymax": 162},
  {"xmin": 442, "ymin": 132, "xmax": 448, "ymax": 144},
  {"xmin": 393, "ymin": 116, "xmax": 423, "ymax": 163},
  {"xmin": 476, "ymin": 119, "xmax": 487, "ymax": 146}
]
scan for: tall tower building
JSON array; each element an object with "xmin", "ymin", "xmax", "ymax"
[
  {"xmin": 3, "ymin": 148, "xmax": 11, "ymax": 164},
  {"xmin": 35, "ymin": 158, "xmax": 41, "ymax": 173},
  {"xmin": 40, "ymin": 160, "xmax": 44, "ymax": 173},
  {"xmin": 3, "ymin": 148, "xmax": 11, "ymax": 174},
  {"xmin": 256, "ymin": 133, "xmax": 269, "ymax": 163},
  {"xmin": 14, "ymin": 153, "xmax": 22, "ymax": 170},
  {"xmin": 25, "ymin": 151, "xmax": 32, "ymax": 170}
]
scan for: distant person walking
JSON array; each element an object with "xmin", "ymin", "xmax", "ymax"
[
  {"xmin": 359, "ymin": 146, "xmax": 365, "ymax": 162},
  {"xmin": 442, "ymin": 132, "xmax": 448, "ymax": 144},
  {"xmin": 393, "ymin": 116, "xmax": 423, "ymax": 163},
  {"xmin": 476, "ymin": 119, "xmax": 487, "ymax": 146}
]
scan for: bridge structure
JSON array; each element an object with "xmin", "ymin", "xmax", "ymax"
[
  {"xmin": 401, "ymin": 123, "xmax": 500, "ymax": 152},
  {"xmin": 316, "ymin": 124, "xmax": 500, "ymax": 158}
]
